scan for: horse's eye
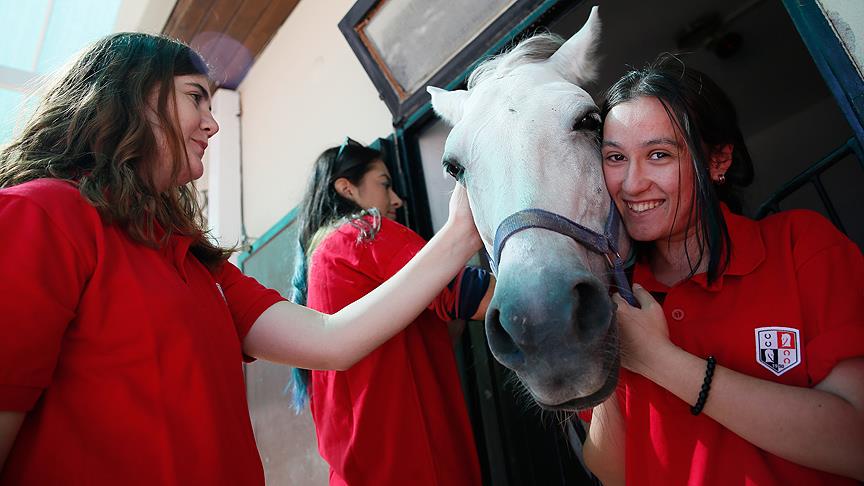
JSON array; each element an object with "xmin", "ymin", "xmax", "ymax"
[
  {"xmin": 573, "ymin": 112, "xmax": 601, "ymax": 132},
  {"xmin": 443, "ymin": 159, "xmax": 465, "ymax": 181}
]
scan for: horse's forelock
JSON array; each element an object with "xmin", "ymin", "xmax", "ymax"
[{"xmin": 467, "ymin": 33, "xmax": 565, "ymax": 89}]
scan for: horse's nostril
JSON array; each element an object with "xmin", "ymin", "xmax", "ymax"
[
  {"xmin": 573, "ymin": 282, "xmax": 612, "ymax": 339},
  {"xmin": 485, "ymin": 308, "xmax": 524, "ymax": 368}
]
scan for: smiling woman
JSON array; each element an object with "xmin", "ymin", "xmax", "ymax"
[
  {"xmin": 599, "ymin": 54, "xmax": 755, "ymax": 285},
  {"xmin": 583, "ymin": 54, "xmax": 864, "ymax": 485},
  {"xmin": 602, "ymin": 96, "xmax": 706, "ymax": 248},
  {"xmin": 0, "ymin": 33, "xmax": 223, "ymax": 263},
  {"xmin": 0, "ymin": 32, "xmax": 485, "ymax": 485}
]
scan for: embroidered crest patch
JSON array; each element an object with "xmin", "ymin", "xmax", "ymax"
[{"xmin": 755, "ymin": 327, "xmax": 801, "ymax": 376}]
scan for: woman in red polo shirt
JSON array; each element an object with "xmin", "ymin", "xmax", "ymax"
[
  {"xmin": 583, "ymin": 55, "xmax": 864, "ymax": 484},
  {"xmin": 289, "ymin": 140, "xmax": 491, "ymax": 485},
  {"xmin": 0, "ymin": 33, "xmax": 482, "ymax": 485}
]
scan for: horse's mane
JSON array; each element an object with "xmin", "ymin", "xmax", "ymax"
[{"xmin": 467, "ymin": 33, "xmax": 564, "ymax": 89}]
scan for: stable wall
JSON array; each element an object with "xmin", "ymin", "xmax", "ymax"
[{"xmin": 238, "ymin": 0, "xmax": 393, "ymax": 240}]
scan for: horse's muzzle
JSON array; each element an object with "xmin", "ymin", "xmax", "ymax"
[{"xmin": 484, "ymin": 235, "xmax": 616, "ymax": 404}]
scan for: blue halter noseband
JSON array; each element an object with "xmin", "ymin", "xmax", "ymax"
[{"xmin": 489, "ymin": 201, "xmax": 639, "ymax": 307}]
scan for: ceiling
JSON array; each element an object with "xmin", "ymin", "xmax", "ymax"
[
  {"xmin": 161, "ymin": 0, "xmax": 301, "ymax": 89},
  {"xmin": 0, "ymin": 0, "xmax": 302, "ymax": 143}
]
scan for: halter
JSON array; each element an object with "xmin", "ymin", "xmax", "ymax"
[{"xmin": 489, "ymin": 201, "xmax": 639, "ymax": 306}]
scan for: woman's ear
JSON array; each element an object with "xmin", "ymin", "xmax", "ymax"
[
  {"xmin": 709, "ymin": 144, "xmax": 734, "ymax": 181},
  {"xmin": 333, "ymin": 177, "xmax": 355, "ymax": 201}
]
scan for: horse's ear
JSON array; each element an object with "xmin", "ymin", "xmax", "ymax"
[
  {"xmin": 548, "ymin": 6, "xmax": 601, "ymax": 85},
  {"xmin": 428, "ymin": 86, "xmax": 469, "ymax": 126}
]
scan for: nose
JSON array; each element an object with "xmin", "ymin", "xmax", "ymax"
[
  {"xmin": 621, "ymin": 159, "xmax": 649, "ymax": 195},
  {"xmin": 390, "ymin": 190, "xmax": 403, "ymax": 209},
  {"xmin": 485, "ymin": 248, "xmax": 613, "ymax": 370},
  {"xmin": 203, "ymin": 110, "xmax": 219, "ymax": 137}
]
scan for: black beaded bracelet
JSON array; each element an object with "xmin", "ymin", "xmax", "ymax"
[{"xmin": 690, "ymin": 356, "xmax": 716, "ymax": 416}]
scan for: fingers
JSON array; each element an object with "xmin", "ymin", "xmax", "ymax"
[
  {"xmin": 447, "ymin": 184, "xmax": 467, "ymax": 211},
  {"xmin": 631, "ymin": 284, "xmax": 657, "ymax": 308},
  {"xmin": 448, "ymin": 185, "xmax": 477, "ymax": 224},
  {"xmin": 613, "ymin": 284, "xmax": 655, "ymax": 313},
  {"xmin": 611, "ymin": 290, "xmax": 635, "ymax": 308},
  {"xmin": 445, "ymin": 184, "xmax": 481, "ymax": 250},
  {"xmin": 450, "ymin": 184, "xmax": 470, "ymax": 207}
]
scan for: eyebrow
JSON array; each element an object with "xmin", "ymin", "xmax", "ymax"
[
  {"xmin": 644, "ymin": 137, "xmax": 679, "ymax": 147},
  {"xmin": 602, "ymin": 138, "xmax": 679, "ymax": 148},
  {"xmin": 185, "ymin": 82, "xmax": 211, "ymax": 101}
]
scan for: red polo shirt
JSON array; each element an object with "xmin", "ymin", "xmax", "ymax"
[
  {"xmin": 307, "ymin": 216, "xmax": 482, "ymax": 486},
  {"xmin": 621, "ymin": 207, "xmax": 863, "ymax": 485},
  {"xmin": 0, "ymin": 179, "xmax": 284, "ymax": 485}
]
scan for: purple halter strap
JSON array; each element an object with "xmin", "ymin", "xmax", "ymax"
[{"xmin": 490, "ymin": 201, "xmax": 638, "ymax": 307}]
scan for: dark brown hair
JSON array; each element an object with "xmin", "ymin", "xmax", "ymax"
[{"xmin": 0, "ymin": 32, "xmax": 231, "ymax": 269}]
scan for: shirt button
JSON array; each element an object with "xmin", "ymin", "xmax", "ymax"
[{"xmin": 671, "ymin": 308, "xmax": 685, "ymax": 321}]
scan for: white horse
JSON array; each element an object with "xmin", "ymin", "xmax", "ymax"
[{"xmin": 429, "ymin": 7, "xmax": 631, "ymax": 411}]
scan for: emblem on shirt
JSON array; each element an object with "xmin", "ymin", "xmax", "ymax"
[{"xmin": 754, "ymin": 327, "xmax": 801, "ymax": 376}]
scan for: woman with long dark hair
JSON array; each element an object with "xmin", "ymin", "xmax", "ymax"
[
  {"xmin": 0, "ymin": 33, "xmax": 482, "ymax": 485},
  {"xmin": 583, "ymin": 55, "xmax": 864, "ymax": 484},
  {"xmin": 291, "ymin": 139, "xmax": 492, "ymax": 486}
]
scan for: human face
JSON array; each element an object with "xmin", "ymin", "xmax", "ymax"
[
  {"xmin": 148, "ymin": 74, "xmax": 219, "ymax": 190},
  {"xmin": 347, "ymin": 160, "xmax": 403, "ymax": 220},
  {"xmin": 601, "ymin": 96, "xmax": 696, "ymax": 244}
]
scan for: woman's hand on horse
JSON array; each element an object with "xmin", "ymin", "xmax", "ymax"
[
  {"xmin": 612, "ymin": 285, "xmax": 677, "ymax": 376},
  {"xmin": 445, "ymin": 184, "xmax": 482, "ymax": 252}
]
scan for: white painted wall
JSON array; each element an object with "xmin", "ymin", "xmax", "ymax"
[
  {"xmin": 817, "ymin": 0, "xmax": 864, "ymax": 79},
  {"xmin": 113, "ymin": 0, "xmax": 175, "ymax": 35},
  {"xmin": 205, "ymin": 89, "xmax": 243, "ymax": 265},
  {"xmin": 238, "ymin": 0, "xmax": 394, "ymax": 239}
]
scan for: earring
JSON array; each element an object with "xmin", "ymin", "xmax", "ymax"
[{"xmin": 716, "ymin": 173, "xmax": 726, "ymax": 185}]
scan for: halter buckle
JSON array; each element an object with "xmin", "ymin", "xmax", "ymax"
[{"xmin": 604, "ymin": 249, "xmax": 622, "ymax": 269}]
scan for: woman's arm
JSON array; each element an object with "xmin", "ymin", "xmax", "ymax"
[
  {"xmin": 243, "ymin": 185, "xmax": 482, "ymax": 370},
  {"xmin": 615, "ymin": 287, "xmax": 864, "ymax": 480},
  {"xmin": 582, "ymin": 394, "xmax": 626, "ymax": 486},
  {"xmin": 0, "ymin": 411, "xmax": 24, "ymax": 471}
]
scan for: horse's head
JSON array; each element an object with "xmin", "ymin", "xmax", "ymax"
[{"xmin": 429, "ymin": 7, "xmax": 629, "ymax": 411}]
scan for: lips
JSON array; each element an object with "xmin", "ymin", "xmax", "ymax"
[
  {"xmin": 625, "ymin": 199, "xmax": 664, "ymax": 213},
  {"xmin": 192, "ymin": 139, "xmax": 208, "ymax": 154}
]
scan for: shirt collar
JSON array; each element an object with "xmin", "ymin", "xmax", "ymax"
[
  {"xmin": 632, "ymin": 204, "xmax": 765, "ymax": 292},
  {"xmin": 152, "ymin": 221, "xmax": 194, "ymax": 269}
]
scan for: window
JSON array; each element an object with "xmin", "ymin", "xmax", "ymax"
[
  {"xmin": 340, "ymin": 0, "xmax": 563, "ymax": 125},
  {"xmin": 0, "ymin": 0, "xmax": 122, "ymax": 144}
]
